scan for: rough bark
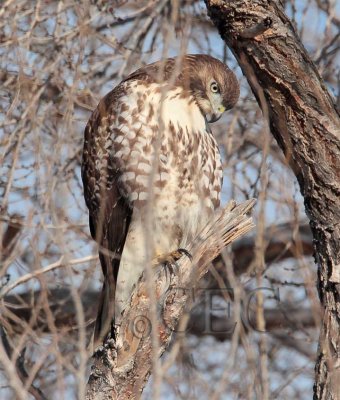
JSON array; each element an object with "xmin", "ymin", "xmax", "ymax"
[
  {"xmin": 204, "ymin": 1, "xmax": 340, "ymax": 398},
  {"xmin": 85, "ymin": 200, "xmax": 255, "ymax": 399}
]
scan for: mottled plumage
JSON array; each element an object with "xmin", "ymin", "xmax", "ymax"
[{"xmin": 81, "ymin": 54, "xmax": 239, "ymax": 345}]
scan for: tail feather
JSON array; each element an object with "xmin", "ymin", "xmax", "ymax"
[{"xmin": 93, "ymin": 252, "xmax": 118, "ymax": 348}]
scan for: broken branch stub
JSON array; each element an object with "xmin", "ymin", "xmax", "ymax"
[{"xmin": 85, "ymin": 199, "xmax": 256, "ymax": 400}]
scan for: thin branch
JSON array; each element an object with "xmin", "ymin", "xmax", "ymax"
[
  {"xmin": 0, "ymin": 325, "xmax": 48, "ymax": 400},
  {"xmin": 0, "ymin": 326, "xmax": 31, "ymax": 400},
  {"xmin": 0, "ymin": 255, "xmax": 98, "ymax": 299}
]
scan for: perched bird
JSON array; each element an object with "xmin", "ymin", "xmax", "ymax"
[{"xmin": 81, "ymin": 54, "xmax": 239, "ymax": 346}]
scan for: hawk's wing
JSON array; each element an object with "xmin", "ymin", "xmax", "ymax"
[{"xmin": 81, "ymin": 92, "xmax": 132, "ymax": 344}]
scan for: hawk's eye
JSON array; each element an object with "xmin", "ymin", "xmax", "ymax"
[{"xmin": 210, "ymin": 82, "xmax": 220, "ymax": 93}]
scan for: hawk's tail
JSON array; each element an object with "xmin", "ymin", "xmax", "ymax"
[{"xmin": 93, "ymin": 252, "xmax": 118, "ymax": 348}]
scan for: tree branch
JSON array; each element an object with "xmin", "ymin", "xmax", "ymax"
[
  {"xmin": 0, "ymin": 325, "xmax": 47, "ymax": 400},
  {"xmin": 85, "ymin": 200, "xmax": 255, "ymax": 399},
  {"xmin": 0, "ymin": 255, "xmax": 98, "ymax": 299}
]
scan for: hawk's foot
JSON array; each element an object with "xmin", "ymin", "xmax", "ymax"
[
  {"xmin": 153, "ymin": 248, "xmax": 192, "ymax": 267},
  {"xmin": 176, "ymin": 248, "xmax": 193, "ymax": 262},
  {"xmin": 153, "ymin": 248, "xmax": 192, "ymax": 281}
]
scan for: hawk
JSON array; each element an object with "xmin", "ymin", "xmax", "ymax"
[{"xmin": 81, "ymin": 54, "xmax": 239, "ymax": 345}]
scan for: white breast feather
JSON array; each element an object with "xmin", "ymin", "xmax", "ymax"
[{"xmin": 114, "ymin": 83, "xmax": 219, "ymax": 321}]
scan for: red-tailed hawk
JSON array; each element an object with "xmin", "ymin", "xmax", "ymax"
[{"xmin": 81, "ymin": 54, "xmax": 239, "ymax": 345}]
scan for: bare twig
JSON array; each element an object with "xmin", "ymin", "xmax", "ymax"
[
  {"xmin": 0, "ymin": 255, "xmax": 98, "ymax": 299},
  {"xmin": 0, "ymin": 325, "xmax": 48, "ymax": 400}
]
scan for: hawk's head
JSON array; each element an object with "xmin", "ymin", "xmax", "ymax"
[
  {"xmin": 124, "ymin": 54, "xmax": 240, "ymax": 123},
  {"xmin": 183, "ymin": 54, "xmax": 240, "ymax": 123}
]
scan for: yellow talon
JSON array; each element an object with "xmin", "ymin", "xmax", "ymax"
[{"xmin": 153, "ymin": 248, "xmax": 192, "ymax": 266}]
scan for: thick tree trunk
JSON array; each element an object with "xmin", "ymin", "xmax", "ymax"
[{"xmin": 204, "ymin": 1, "xmax": 340, "ymax": 398}]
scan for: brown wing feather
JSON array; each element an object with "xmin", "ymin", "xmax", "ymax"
[{"xmin": 81, "ymin": 96, "xmax": 132, "ymax": 345}]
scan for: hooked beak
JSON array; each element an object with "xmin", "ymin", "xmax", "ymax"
[
  {"xmin": 206, "ymin": 105, "xmax": 226, "ymax": 123},
  {"xmin": 207, "ymin": 113, "xmax": 222, "ymax": 123}
]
